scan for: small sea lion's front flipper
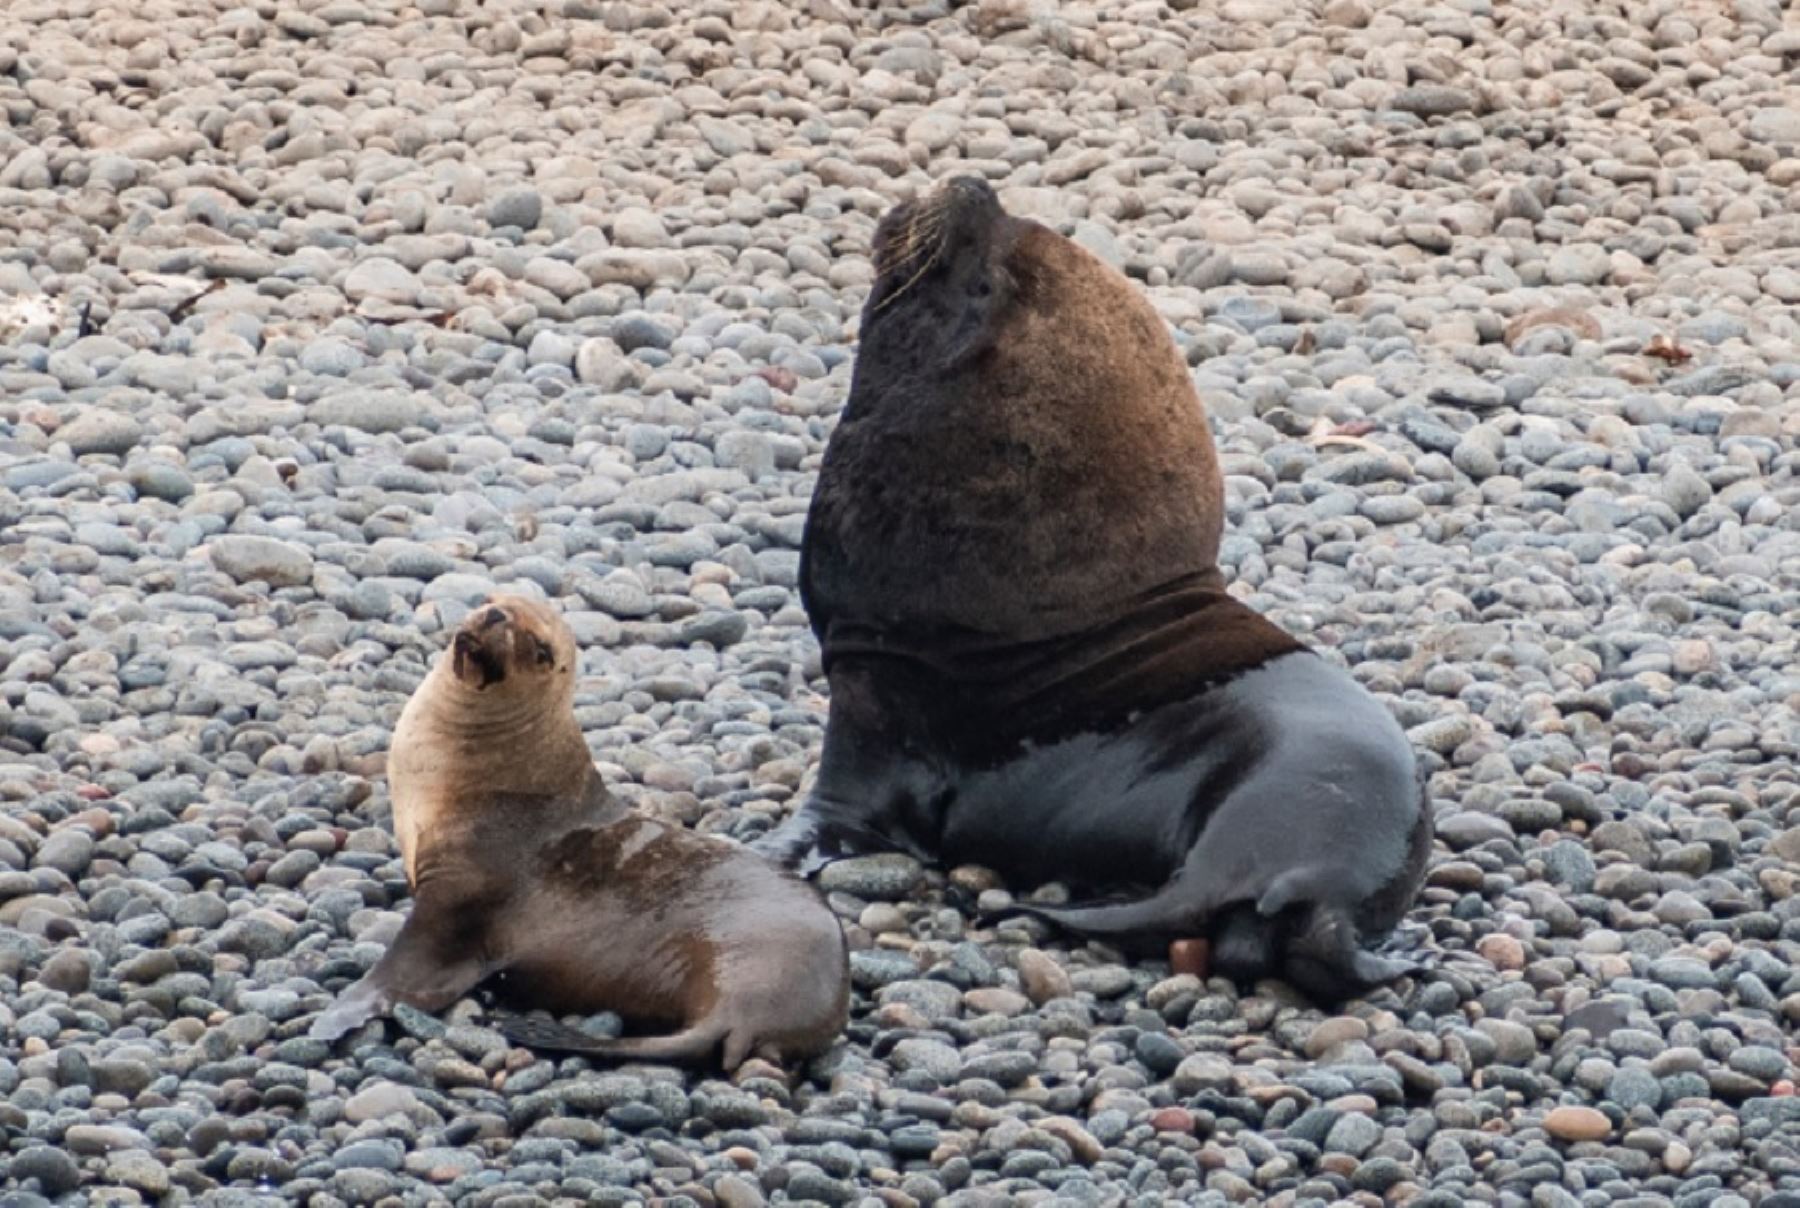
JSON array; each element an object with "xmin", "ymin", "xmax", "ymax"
[
  {"xmin": 309, "ymin": 971, "xmax": 389, "ymax": 1043},
  {"xmin": 310, "ymin": 905, "xmax": 495, "ymax": 1043}
]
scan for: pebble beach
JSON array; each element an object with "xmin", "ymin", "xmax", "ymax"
[{"xmin": 1, "ymin": 0, "xmax": 1799, "ymax": 1205}]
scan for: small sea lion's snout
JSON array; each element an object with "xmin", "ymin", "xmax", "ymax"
[
  {"xmin": 447, "ymin": 597, "xmax": 569, "ymax": 690},
  {"xmin": 451, "ymin": 628, "xmax": 507, "ymax": 689}
]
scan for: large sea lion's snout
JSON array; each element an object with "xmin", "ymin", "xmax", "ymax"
[
  {"xmin": 871, "ymin": 174, "xmax": 1002, "ymax": 279},
  {"xmin": 861, "ymin": 176, "xmax": 1030, "ymax": 370}
]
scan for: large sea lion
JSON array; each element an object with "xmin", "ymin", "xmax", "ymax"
[
  {"xmin": 754, "ymin": 176, "xmax": 1432, "ymax": 1002},
  {"xmin": 310, "ymin": 594, "xmax": 850, "ymax": 1071}
]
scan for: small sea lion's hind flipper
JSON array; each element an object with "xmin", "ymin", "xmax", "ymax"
[
  {"xmin": 493, "ymin": 1011, "xmax": 729, "ymax": 1066},
  {"xmin": 1208, "ymin": 903, "xmax": 1282, "ymax": 988}
]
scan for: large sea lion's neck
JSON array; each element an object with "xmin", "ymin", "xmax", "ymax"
[{"xmin": 819, "ymin": 573, "xmax": 1305, "ymax": 755}]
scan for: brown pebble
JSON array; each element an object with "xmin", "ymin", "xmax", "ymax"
[
  {"xmin": 732, "ymin": 1057, "xmax": 787, "ymax": 1086},
  {"xmin": 1169, "ymin": 938, "xmax": 1211, "ymax": 978},
  {"xmin": 1149, "ymin": 1106, "xmax": 1195, "ymax": 1134},
  {"xmin": 37, "ymin": 948, "xmax": 92, "ymax": 994},
  {"xmin": 57, "ymin": 807, "xmax": 115, "ymax": 836},
  {"xmin": 1304, "ymin": 1016, "xmax": 1370, "ymax": 1059},
  {"xmin": 722, "ymin": 1146, "xmax": 759, "ymax": 1171},
  {"xmin": 1543, "ymin": 1105, "xmax": 1611, "ymax": 1142},
  {"xmin": 1476, "ymin": 933, "xmax": 1526, "ymax": 971},
  {"xmin": 1016, "ymin": 948, "xmax": 1072, "ymax": 1004}
]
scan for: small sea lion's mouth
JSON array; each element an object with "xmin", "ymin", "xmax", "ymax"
[{"xmin": 451, "ymin": 630, "xmax": 507, "ymax": 689}]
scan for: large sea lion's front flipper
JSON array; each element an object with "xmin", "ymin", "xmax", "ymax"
[
  {"xmin": 750, "ymin": 803, "xmax": 900, "ymax": 877},
  {"xmin": 748, "ymin": 809, "xmax": 827, "ymax": 873},
  {"xmin": 309, "ymin": 907, "xmax": 496, "ymax": 1043}
]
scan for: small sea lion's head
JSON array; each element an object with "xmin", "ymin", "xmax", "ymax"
[{"xmin": 447, "ymin": 594, "xmax": 576, "ymax": 696}]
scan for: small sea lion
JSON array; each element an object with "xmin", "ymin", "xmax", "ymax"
[
  {"xmin": 310, "ymin": 595, "xmax": 850, "ymax": 1070},
  {"xmin": 754, "ymin": 176, "xmax": 1432, "ymax": 1002}
]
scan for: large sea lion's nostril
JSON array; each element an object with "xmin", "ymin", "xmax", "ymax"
[{"xmin": 479, "ymin": 607, "xmax": 507, "ymax": 630}]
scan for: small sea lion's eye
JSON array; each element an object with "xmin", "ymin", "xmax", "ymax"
[{"xmin": 534, "ymin": 638, "xmax": 554, "ymax": 666}]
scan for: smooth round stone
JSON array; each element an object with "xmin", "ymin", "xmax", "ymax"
[
  {"xmin": 817, "ymin": 854, "xmax": 923, "ymax": 901},
  {"xmin": 488, "ymin": 188, "xmax": 544, "ymax": 229},
  {"xmin": 1361, "ymin": 495, "xmax": 1426, "ymax": 524},
  {"xmin": 1324, "ymin": 1113, "xmax": 1383, "ymax": 1157},
  {"xmin": 1543, "ymin": 1106, "xmax": 1611, "ymax": 1142},
  {"xmin": 1608, "ymin": 1066, "xmax": 1662, "ymax": 1112}
]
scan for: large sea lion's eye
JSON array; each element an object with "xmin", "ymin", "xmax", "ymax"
[{"xmin": 533, "ymin": 637, "xmax": 555, "ymax": 666}]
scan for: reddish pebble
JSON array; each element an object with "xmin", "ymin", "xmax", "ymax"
[
  {"xmin": 1476, "ymin": 933, "xmax": 1526, "ymax": 971},
  {"xmin": 1169, "ymin": 938, "xmax": 1211, "ymax": 978},
  {"xmin": 1773, "ymin": 1081, "xmax": 1795, "ymax": 1097},
  {"xmin": 75, "ymin": 784, "xmax": 111, "ymax": 802},
  {"xmin": 1149, "ymin": 1107, "xmax": 1195, "ymax": 1134},
  {"xmin": 755, "ymin": 366, "xmax": 798, "ymax": 393}
]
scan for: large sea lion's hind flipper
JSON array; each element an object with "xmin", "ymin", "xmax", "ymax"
[
  {"xmin": 1279, "ymin": 907, "xmax": 1433, "ymax": 1005},
  {"xmin": 983, "ymin": 889, "xmax": 1192, "ymax": 939},
  {"xmin": 493, "ymin": 1011, "xmax": 730, "ymax": 1066}
]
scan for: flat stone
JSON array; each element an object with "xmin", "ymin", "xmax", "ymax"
[
  {"xmin": 58, "ymin": 408, "xmax": 143, "ymax": 456},
  {"xmin": 207, "ymin": 535, "xmax": 315, "ymax": 587}
]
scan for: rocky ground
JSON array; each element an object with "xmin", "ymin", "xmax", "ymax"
[{"xmin": 2, "ymin": 0, "xmax": 1799, "ymax": 1204}]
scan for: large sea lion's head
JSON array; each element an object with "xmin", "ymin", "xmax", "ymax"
[
  {"xmin": 806, "ymin": 176, "xmax": 1224, "ymax": 644},
  {"xmin": 447, "ymin": 594, "xmax": 576, "ymax": 705}
]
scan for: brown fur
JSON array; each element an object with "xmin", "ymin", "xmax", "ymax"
[
  {"xmin": 803, "ymin": 178, "xmax": 1226, "ymax": 652},
  {"xmin": 310, "ymin": 595, "xmax": 850, "ymax": 1071},
  {"xmin": 801, "ymin": 176, "xmax": 1290, "ymax": 757}
]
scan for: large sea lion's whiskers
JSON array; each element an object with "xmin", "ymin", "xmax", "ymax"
[
  {"xmin": 872, "ymin": 240, "xmax": 946, "ymax": 315},
  {"xmin": 872, "ymin": 203, "xmax": 951, "ymax": 316},
  {"xmin": 876, "ymin": 190, "xmax": 949, "ymax": 276},
  {"xmin": 881, "ymin": 213, "xmax": 939, "ymax": 278}
]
